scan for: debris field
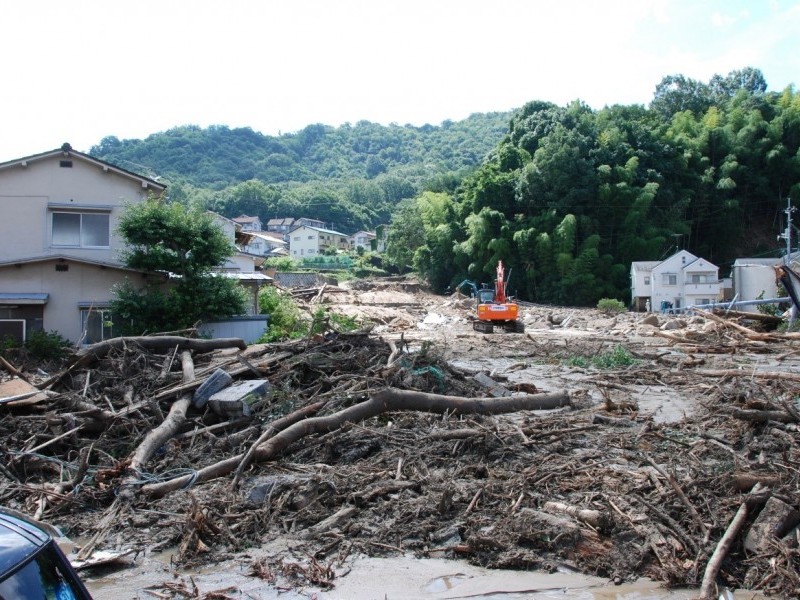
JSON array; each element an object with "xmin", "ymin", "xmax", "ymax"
[{"xmin": 0, "ymin": 278, "xmax": 799, "ymax": 599}]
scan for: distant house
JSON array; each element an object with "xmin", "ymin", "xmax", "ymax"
[
  {"xmin": 0, "ymin": 143, "xmax": 166, "ymax": 344},
  {"xmin": 241, "ymin": 231, "xmax": 288, "ymax": 257},
  {"xmin": 349, "ymin": 230, "xmax": 376, "ymax": 250},
  {"xmin": 208, "ymin": 212, "xmax": 272, "ymax": 310},
  {"xmin": 289, "ymin": 225, "xmax": 350, "ymax": 257},
  {"xmin": 232, "ymin": 214, "xmax": 262, "ymax": 232},
  {"xmin": 267, "ymin": 217, "xmax": 326, "ymax": 241},
  {"xmin": 631, "ymin": 250, "xmax": 722, "ymax": 311}
]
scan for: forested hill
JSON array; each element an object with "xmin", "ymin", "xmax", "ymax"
[
  {"xmin": 89, "ymin": 113, "xmax": 513, "ymax": 189},
  {"xmin": 390, "ymin": 67, "xmax": 800, "ymax": 305}
]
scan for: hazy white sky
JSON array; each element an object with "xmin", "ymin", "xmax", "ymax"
[{"xmin": 1, "ymin": 0, "xmax": 798, "ymax": 161}]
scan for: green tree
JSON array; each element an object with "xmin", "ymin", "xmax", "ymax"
[
  {"xmin": 386, "ymin": 199, "xmax": 425, "ymax": 273},
  {"xmin": 111, "ymin": 198, "xmax": 247, "ymax": 334}
]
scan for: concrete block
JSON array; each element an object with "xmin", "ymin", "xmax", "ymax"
[{"xmin": 208, "ymin": 379, "xmax": 272, "ymax": 418}]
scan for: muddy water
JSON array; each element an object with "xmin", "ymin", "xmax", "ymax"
[{"xmin": 83, "ymin": 552, "xmax": 764, "ymax": 599}]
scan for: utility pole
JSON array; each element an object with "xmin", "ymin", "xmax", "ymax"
[{"xmin": 779, "ymin": 197, "xmax": 795, "ymax": 264}]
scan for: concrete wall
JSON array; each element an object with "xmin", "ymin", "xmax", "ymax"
[{"xmin": 198, "ymin": 316, "xmax": 269, "ymax": 344}]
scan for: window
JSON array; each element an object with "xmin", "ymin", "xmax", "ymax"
[
  {"xmin": 308, "ymin": 235, "xmax": 314, "ymax": 240},
  {"xmin": 52, "ymin": 212, "xmax": 109, "ymax": 248},
  {"xmin": 662, "ymin": 274, "xmax": 677, "ymax": 286},
  {"xmin": 293, "ymin": 236, "xmax": 300, "ymax": 241},
  {"xmin": 644, "ymin": 276, "xmax": 650, "ymax": 285},
  {"xmin": 80, "ymin": 309, "xmax": 117, "ymax": 344},
  {"xmin": 691, "ymin": 274, "xmax": 706, "ymax": 283}
]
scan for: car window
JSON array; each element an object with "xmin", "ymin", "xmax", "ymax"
[{"xmin": 0, "ymin": 545, "xmax": 80, "ymax": 600}]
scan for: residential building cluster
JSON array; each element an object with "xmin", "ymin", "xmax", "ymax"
[
  {"xmin": 0, "ymin": 145, "xmax": 387, "ymax": 347},
  {"xmin": 0, "ymin": 143, "xmax": 789, "ymax": 348}
]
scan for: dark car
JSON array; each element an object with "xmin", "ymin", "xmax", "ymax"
[{"xmin": 0, "ymin": 509, "xmax": 92, "ymax": 599}]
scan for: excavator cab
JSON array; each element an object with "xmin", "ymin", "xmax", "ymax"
[{"xmin": 476, "ymin": 287, "xmax": 495, "ymax": 304}]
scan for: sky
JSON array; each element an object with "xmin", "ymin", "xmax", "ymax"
[{"xmin": 1, "ymin": 0, "xmax": 798, "ymax": 161}]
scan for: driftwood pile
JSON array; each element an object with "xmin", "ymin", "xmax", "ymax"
[{"xmin": 0, "ymin": 316, "xmax": 799, "ymax": 598}]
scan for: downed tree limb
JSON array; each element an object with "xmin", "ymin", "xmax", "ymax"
[
  {"xmin": 37, "ymin": 336, "xmax": 245, "ymax": 390},
  {"xmin": 142, "ymin": 387, "xmax": 570, "ymax": 498},
  {"xmin": 75, "ymin": 336, "xmax": 245, "ymax": 365},
  {"xmin": 729, "ymin": 406, "xmax": 797, "ymax": 424},
  {"xmin": 698, "ymin": 483, "xmax": 768, "ymax": 599},
  {"xmin": 126, "ymin": 351, "xmax": 195, "ymax": 482},
  {"xmin": 643, "ymin": 453, "xmax": 709, "ymax": 542},
  {"xmin": 77, "ymin": 350, "xmax": 197, "ymax": 560},
  {"xmin": 695, "ymin": 369, "xmax": 800, "ymax": 384},
  {"xmin": 543, "ymin": 501, "xmax": 608, "ymax": 531},
  {"xmin": 712, "ymin": 309, "xmax": 783, "ymax": 325},
  {"xmin": 231, "ymin": 398, "xmax": 328, "ymax": 489}
]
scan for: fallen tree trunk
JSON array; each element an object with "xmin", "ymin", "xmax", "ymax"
[
  {"xmin": 695, "ymin": 369, "xmax": 800, "ymax": 384},
  {"xmin": 75, "ymin": 336, "xmax": 246, "ymax": 365},
  {"xmin": 77, "ymin": 350, "xmax": 197, "ymax": 561},
  {"xmin": 698, "ymin": 483, "xmax": 767, "ymax": 599},
  {"xmin": 142, "ymin": 387, "xmax": 570, "ymax": 498},
  {"xmin": 38, "ymin": 336, "xmax": 246, "ymax": 390},
  {"xmin": 119, "ymin": 350, "xmax": 195, "ymax": 502}
]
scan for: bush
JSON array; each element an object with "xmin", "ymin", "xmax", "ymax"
[
  {"xmin": 257, "ymin": 286, "xmax": 307, "ymax": 342},
  {"xmin": 597, "ymin": 298, "xmax": 626, "ymax": 315},
  {"xmin": 25, "ymin": 330, "xmax": 71, "ymax": 360}
]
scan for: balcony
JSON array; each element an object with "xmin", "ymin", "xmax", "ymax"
[{"xmin": 683, "ymin": 282, "xmax": 720, "ymax": 295}]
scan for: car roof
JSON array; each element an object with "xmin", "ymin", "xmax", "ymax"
[{"xmin": 0, "ymin": 510, "xmax": 50, "ymax": 576}]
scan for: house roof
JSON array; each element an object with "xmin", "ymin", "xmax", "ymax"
[
  {"xmin": 0, "ymin": 143, "xmax": 166, "ymax": 192},
  {"xmin": 233, "ymin": 215, "xmax": 260, "ymax": 224},
  {"xmin": 289, "ymin": 224, "xmax": 348, "ymax": 237},
  {"xmin": 631, "ymin": 261, "xmax": 660, "ymax": 272},
  {"xmin": 267, "ymin": 218, "xmax": 295, "ymax": 226},
  {"xmin": 248, "ymin": 231, "xmax": 287, "ymax": 245},
  {"xmin": 733, "ymin": 258, "xmax": 781, "ymax": 267},
  {"xmin": 212, "ymin": 272, "xmax": 273, "ymax": 282}
]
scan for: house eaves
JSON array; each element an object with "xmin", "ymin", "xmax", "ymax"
[
  {"xmin": 0, "ymin": 254, "xmax": 155, "ymax": 275},
  {"xmin": 0, "ymin": 143, "xmax": 166, "ymax": 192},
  {"xmin": 289, "ymin": 224, "xmax": 348, "ymax": 237}
]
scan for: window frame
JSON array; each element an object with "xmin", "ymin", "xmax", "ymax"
[
  {"xmin": 50, "ymin": 209, "xmax": 111, "ymax": 249},
  {"xmin": 79, "ymin": 308, "xmax": 117, "ymax": 345}
]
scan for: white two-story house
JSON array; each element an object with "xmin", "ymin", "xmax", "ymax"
[
  {"xmin": 289, "ymin": 225, "xmax": 350, "ymax": 257},
  {"xmin": 0, "ymin": 144, "xmax": 167, "ymax": 344},
  {"xmin": 631, "ymin": 250, "xmax": 721, "ymax": 312},
  {"xmin": 349, "ymin": 230, "xmax": 376, "ymax": 251}
]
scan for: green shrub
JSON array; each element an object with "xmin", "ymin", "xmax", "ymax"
[
  {"xmin": 25, "ymin": 330, "xmax": 71, "ymax": 360},
  {"xmin": 257, "ymin": 286, "xmax": 307, "ymax": 342},
  {"xmin": 0, "ymin": 335, "xmax": 20, "ymax": 355},
  {"xmin": 564, "ymin": 345, "xmax": 637, "ymax": 370},
  {"xmin": 597, "ymin": 298, "xmax": 627, "ymax": 315},
  {"xmin": 591, "ymin": 345, "xmax": 637, "ymax": 369}
]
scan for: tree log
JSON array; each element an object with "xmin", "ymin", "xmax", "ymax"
[
  {"xmin": 75, "ymin": 336, "xmax": 245, "ymax": 366},
  {"xmin": 695, "ymin": 369, "xmax": 800, "ymax": 384},
  {"xmin": 729, "ymin": 407, "xmax": 796, "ymax": 424},
  {"xmin": 118, "ymin": 351, "xmax": 195, "ymax": 502},
  {"xmin": 142, "ymin": 387, "xmax": 570, "ymax": 498},
  {"xmin": 543, "ymin": 501, "xmax": 609, "ymax": 531}
]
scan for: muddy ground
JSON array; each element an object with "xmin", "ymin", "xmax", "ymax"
[{"xmin": 1, "ymin": 277, "xmax": 799, "ymax": 599}]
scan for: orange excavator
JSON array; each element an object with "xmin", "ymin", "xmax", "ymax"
[{"xmin": 471, "ymin": 261, "xmax": 524, "ymax": 333}]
